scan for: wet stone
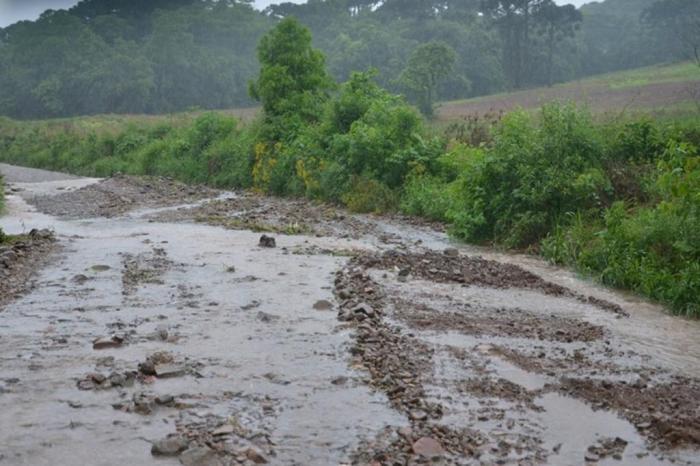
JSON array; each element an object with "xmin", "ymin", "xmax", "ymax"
[
  {"xmin": 92, "ymin": 335, "xmax": 125, "ymax": 350},
  {"xmin": 151, "ymin": 436, "xmax": 189, "ymax": 456},
  {"xmin": 257, "ymin": 311, "xmax": 279, "ymax": 323},
  {"xmin": 351, "ymin": 302, "xmax": 375, "ymax": 319},
  {"xmin": 154, "ymin": 364, "xmax": 186, "ymax": 378},
  {"xmin": 139, "ymin": 360, "xmax": 156, "ymax": 376},
  {"xmin": 179, "ymin": 446, "xmax": 223, "ymax": 466},
  {"xmin": 212, "ymin": 424, "xmax": 235, "ymax": 436},
  {"xmin": 443, "ymin": 248, "xmax": 459, "ymax": 257},
  {"xmin": 154, "ymin": 325, "xmax": 169, "ymax": 341},
  {"xmin": 245, "ymin": 448, "xmax": 268, "ymax": 464},
  {"xmin": 71, "ymin": 274, "xmax": 89, "ymax": 284},
  {"xmin": 155, "ymin": 394, "xmax": 175, "ymax": 405},
  {"xmin": 91, "ymin": 264, "xmax": 111, "ymax": 272},
  {"xmin": 412, "ymin": 437, "xmax": 445, "ymax": 458},
  {"xmin": 313, "ymin": 299, "xmax": 333, "ymax": 311},
  {"xmin": 258, "ymin": 235, "xmax": 276, "ymax": 248},
  {"xmin": 331, "ymin": 376, "xmax": 348, "ymax": 386}
]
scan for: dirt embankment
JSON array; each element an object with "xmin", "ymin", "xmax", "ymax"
[
  {"xmin": 30, "ymin": 174, "xmax": 217, "ymax": 219},
  {"xmin": 0, "ymin": 229, "xmax": 56, "ymax": 306}
]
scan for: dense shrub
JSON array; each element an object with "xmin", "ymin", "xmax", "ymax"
[
  {"xmin": 543, "ymin": 141, "xmax": 700, "ymax": 316},
  {"xmin": 0, "ymin": 113, "xmax": 255, "ymax": 189},
  {"xmin": 447, "ymin": 104, "xmax": 609, "ymax": 248},
  {"xmin": 401, "ymin": 104, "xmax": 700, "ymax": 315},
  {"xmin": 249, "ymin": 70, "xmax": 444, "ymax": 203}
]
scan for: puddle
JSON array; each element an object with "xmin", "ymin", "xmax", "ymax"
[
  {"xmin": 538, "ymin": 392, "xmax": 692, "ymax": 466},
  {"xmin": 126, "ymin": 191, "xmax": 239, "ymax": 219},
  {"xmin": 0, "ymin": 178, "xmax": 401, "ymax": 465}
]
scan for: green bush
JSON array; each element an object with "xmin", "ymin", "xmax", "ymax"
[
  {"xmin": 0, "ymin": 113, "xmax": 254, "ymax": 189},
  {"xmin": 342, "ymin": 176, "xmax": 398, "ymax": 213},
  {"xmin": 449, "ymin": 104, "xmax": 610, "ymax": 248},
  {"xmin": 400, "ymin": 173, "xmax": 456, "ymax": 222},
  {"xmin": 543, "ymin": 140, "xmax": 700, "ymax": 315}
]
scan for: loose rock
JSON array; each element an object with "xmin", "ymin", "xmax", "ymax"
[
  {"xmin": 151, "ymin": 436, "xmax": 189, "ymax": 456},
  {"xmin": 258, "ymin": 235, "xmax": 276, "ymax": 248}
]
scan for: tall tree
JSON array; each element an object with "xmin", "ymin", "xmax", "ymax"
[
  {"xmin": 536, "ymin": 2, "xmax": 582, "ymax": 86},
  {"xmin": 399, "ymin": 41, "xmax": 456, "ymax": 116},
  {"xmin": 249, "ymin": 17, "xmax": 334, "ymax": 137},
  {"xmin": 483, "ymin": 0, "xmax": 545, "ymax": 88},
  {"xmin": 644, "ymin": 0, "xmax": 700, "ymax": 66}
]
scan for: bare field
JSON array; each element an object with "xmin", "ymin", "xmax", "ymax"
[{"xmin": 436, "ymin": 62, "xmax": 700, "ymax": 120}]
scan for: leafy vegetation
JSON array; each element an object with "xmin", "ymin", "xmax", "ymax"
[
  {"xmin": 402, "ymin": 105, "xmax": 700, "ymax": 316},
  {"xmin": 1, "ymin": 18, "xmax": 699, "ymax": 317},
  {"xmin": 398, "ymin": 41, "xmax": 456, "ymax": 117},
  {"xmin": 0, "ymin": 0, "xmax": 696, "ymax": 119}
]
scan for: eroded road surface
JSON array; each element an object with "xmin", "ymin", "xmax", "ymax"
[{"xmin": 1, "ymin": 163, "xmax": 699, "ymax": 466}]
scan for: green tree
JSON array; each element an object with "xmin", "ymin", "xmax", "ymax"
[
  {"xmin": 249, "ymin": 17, "xmax": 335, "ymax": 139},
  {"xmin": 483, "ymin": 0, "xmax": 546, "ymax": 88},
  {"xmin": 536, "ymin": 2, "xmax": 582, "ymax": 86},
  {"xmin": 399, "ymin": 41, "xmax": 456, "ymax": 117},
  {"xmin": 644, "ymin": 0, "xmax": 700, "ymax": 66}
]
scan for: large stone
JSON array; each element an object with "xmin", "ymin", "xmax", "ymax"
[
  {"xmin": 246, "ymin": 448, "xmax": 268, "ymax": 464},
  {"xmin": 443, "ymin": 248, "xmax": 459, "ymax": 257},
  {"xmin": 154, "ymin": 364, "xmax": 186, "ymax": 378},
  {"xmin": 258, "ymin": 235, "xmax": 276, "ymax": 248},
  {"xmin": 92, "ymin": 335, "xmax": 124, "ymax": 350},
  {"xmin": 179, "ymin": 447, "xmax": 223, "ymax": 466},
  {"xmin": 151, "ymin": 436, "xmax": 189, "ymax": 456},
  {"xmin": 412, "ymin": 437, "xmax": 445, "ymax": 458},
  {"xmin": 313, "ymin": 300, "xmax": 333, "ymax": 311},
  {"xmin": 351, "ymin": 302, "xmax": 375, "ymax": 318},
  {"xmin": 212, "ymin": 424, "xmax": 235, "ymax": 436}
]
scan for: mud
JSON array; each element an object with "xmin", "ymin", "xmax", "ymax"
[
  {"xmin": 30, "ymin": 174, "xmax": 216, "ymax": 219},
  {"xmin": 0, "ymin": 228, "xmax": 56, "ymax": 306},
  {"xmin": 1, "ymin": 167, "xmax": 700, "ymax": 466},
  {"xmin": 121, "ymin": 247, "xmax": 173, "ymax": 296},
  {"xmin": 149, "ymin": 193, "xmax": 381, "ymax": 240},
  {"xmin": 389, "ymin": 297, "xmax": 606, "ymax": 343},
  {"xmin": 560, "ymin": 377, "xmax": 700, "ymax": 449},
  {"xmin": 357, "ymin": 250, "xmax": 627, "ymax": 316}
]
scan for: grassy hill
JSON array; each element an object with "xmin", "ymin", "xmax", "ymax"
[{"xmin": 437, "ymin": 61, "xmax": 700, "ymax": 121}]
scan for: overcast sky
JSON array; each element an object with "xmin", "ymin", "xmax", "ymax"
[{"xmin": 0, "ymin": 0, "xmax": 593, "ymax": 28}]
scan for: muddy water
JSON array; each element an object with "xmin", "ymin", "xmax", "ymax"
[
  {"xmin": 1, "ymin": 167, "xmax": 700, "ymax": 465},
  {"xmin": 0, "ymin": 177, "xmax": 402, "ymax": 465},
  {"xmin": 375, "ymin": 219, "xmax": 700, "ymax": 376}
]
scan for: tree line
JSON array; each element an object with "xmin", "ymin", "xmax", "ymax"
[{"xmin": 0, "ymin": 0, "xmax": 697, "ymax": 119}]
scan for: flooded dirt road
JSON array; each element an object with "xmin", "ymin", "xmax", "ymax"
[{"xmin": 1, "ymin": 164, "xmax": 699, "ymax": 466}]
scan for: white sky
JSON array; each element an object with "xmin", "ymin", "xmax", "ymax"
[{"xmin": 0, "ymin": 0, "xmax": 593, "ymax": 28}]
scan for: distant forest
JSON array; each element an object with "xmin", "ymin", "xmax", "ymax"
[{"xmin": 0, "ymin": 0, "xmax": 697, "ymax": 118}]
